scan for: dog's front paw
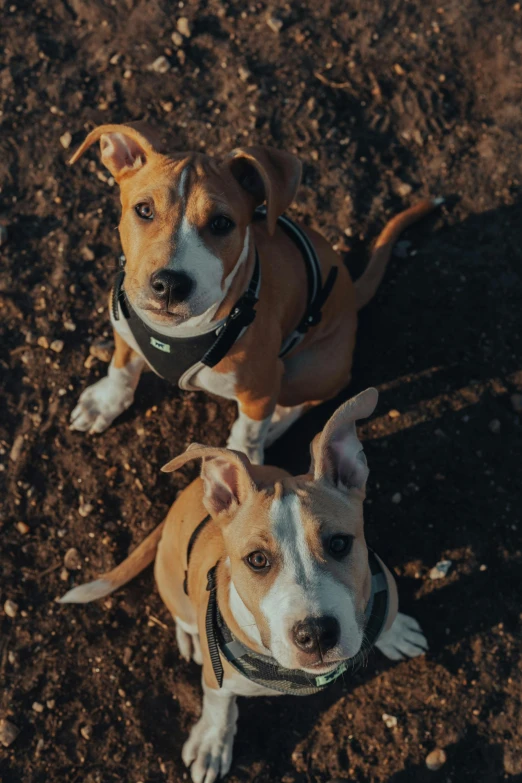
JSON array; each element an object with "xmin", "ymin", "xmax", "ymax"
[
  {"xmin": 182, "ymin": 711, "xmax": 238, "ymax": 783},
  {"xmin": 70, "ymin": 376, "xmax": 134, "ymax": 434},
  {"xmin": 375, "ymin": 612, "xmax": 428, "ymax": 661}
]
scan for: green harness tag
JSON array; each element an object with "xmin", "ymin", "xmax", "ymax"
[
  {"xmin": 150, "ymin": 336, "xmax": 171, "ymax": 353},
  {"xmin": 315, "ymin": 662, "xmax": 348, "ymax": 687}
]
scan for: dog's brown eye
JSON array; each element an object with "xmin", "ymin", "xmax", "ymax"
[
  {"xmin": 135, "ymin": 203, "xmax": 154, "ymax": 220},
  {"xmin": 329, "ymin": 535, "xmax": 353, "ymax": 559},
  {"xmin": 210, "ymin": 215, "xmax": 235, "ymax": 235},
  {"xmin": 247, "ymin": 551, "xmax": 270, "ymax": 571}
]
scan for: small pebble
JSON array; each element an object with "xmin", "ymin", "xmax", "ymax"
[
  {"xmin": 63, "ymin": 320, "xmax": 76, "ymax": 332},
  {"xmin": 64, "ymin": 547, "xmax": 82, "ymax": 571},
  {"xmin": 393, "ymin": 63, "xmax": 406, "ymax": 75},
  {"xmin": 4, "ymin": 599, "xmax": 18, "ymax": 618},
  {"xmin": 171, "ymin": 31, "xmax": 183, "ymax": 46},
  {"xmin": 238, "ymin": 65, "xmax": 251, "ymax": 82},
  {"xmin": 37, "ymin": 336, "xmax": 49, "ymax": 349},
  {"xmin": 32, "ymin": 702, "xmax": 44, "ymax": 713},
  {"xmin": 0, "ymin": 719, "xmax": 20, "ymax": 747},
  {"xmin": 382, "ymin": 713, "xmax": 398, "ymax": 728},
  {"xmin": 60, "ymin": 131, "xmax": 72, "ymax": 149},
  {"xmin": 391, "ymin": 492, "xmax": 402, "ymax": 504},
  {"xmin": 0, "ymin": 225, "xmax": 8, "ymax": 246},
  {"xmin": 396, "ymin": 181, "xmax": 413, "ymax": 197},
  {"xmin": 429, "ymin": 559, "xmax": 452, "ymax": 580},
  {"xmin": 9, "ymin": 434, "xmax": 24, "ymax": 462},
  {"xmin": 109, "ymin": 53, "xmax": 121, "ymax": 65},
  {"xmin": 79, "ymin": 500, "xmax": 94, "ymax": 518},
  {"xmin": 123, "ymin": 69, "xmax": 133, "ymax": 80},
  {"xmin": 89, "ymin": 341, "xmax": 113, "ymax": 363},
  {"xmin": 176, "ymin": 16, "xmax": 192, "ymax": 37},
  {"xmin": 50, "ymin": 339, "xmax": 64, "ymax": 353},
  {"xmin": 123, "ymin": 647, "xmax": 133, "ymax": 665},
  {"xmin": 161, "ymin": 101, "xmax": 174, "ymax": 113},
  {"xmin": 80, "ymin": 725, "xmax": 91, "ymax": 740},
  {"xmin": 267, "ymin": 15, "xmax": 283, "ymax": 33},
  {"xmin": 148, "ymin": 55, "xmax": 170, "ymax": 74},
  {"xmin": 511, "ymin": 394, "xmax": 522, "ymax": 413},
  {"xmin": 46, "ymin": 700, "xmax": 55, "ymax": 709},
  {"xmin": 489, "ymin": 418, "xmax": 501, "ymax": 434},
  {"xmin": 84, "ymin": 355, "xmax": 97, "ymax": 369},
  {"xmin": 16, "ymin": 521, "xmax": 30, "ymax": 535},
  {"xmin": 426, "ymin": 748, "xmax": 447, "ymax": 771},
  {"xmin": 59, "ymin": 568, "xmax": 69, "ymax": 582},
  {"xmin": 80, "ymin": 245, "xmax": 95, "ymax": 262},
  {"xmin": 388, "ymin": 409, "xmax": 401, "ymax": 419}
]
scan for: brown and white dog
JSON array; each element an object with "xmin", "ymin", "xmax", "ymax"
[
  {"xmin": 61, "ymin": 388, "xmax": 428, "ymax": 783},
  {"xmin": 68, "ymin": 122, "xmax": 440, "ymax": 464}
]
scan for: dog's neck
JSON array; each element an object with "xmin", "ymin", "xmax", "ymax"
[{"xmin": 135, "ymin": 227, "xmax": 255, "ymax": 339}]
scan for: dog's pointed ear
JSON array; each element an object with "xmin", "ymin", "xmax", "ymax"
[
  {"xmin": 227, "ymin": 146, "xmax": 302, "ymax": 235},
  {"xmin": 162, "ymin": 443, "xmax": 257, "ymax": 518},
  {"xmin": 69, "ymin": 123, "xmax": 161, "ymax": 182},
  {"xmin": 310, "ymin": 388, "xmax": 378, "ymax": 493}
]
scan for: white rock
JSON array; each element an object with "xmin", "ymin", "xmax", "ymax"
[
  {"xmin": 391, "ymin": 492, "xmax": 402, "ymax": 504},
  {"xmin": 176, "ymin": 16, "xmax": 192, "ymax": 37},
  {"xmin": 64, "ymin": 548, "xmax": 82, "ymax": 570},
  {"xmin": 4, "ymin": 600, "xmax": 18, "ymax": 618},
  {"xmin": 426, "ymin": 748, "xmax": 447, "ymax": 771},
  {"xmin": 50, "ymin": 339, "xmax": 64, "ymax": 353},
  {"xmin": 171, "ymin": 31, "xmax": 184, "ymax": 46},
  {"xmin": 32, "ymin": 702, "xmax": 44, "ymax": 713},
  {"xmin": 149, "ymin": 56, "xmax": 170, "ymax": 74},
  {"xmin": 382, "ymin": 713, "xmax": 398, "ymax": 728},
  {"xmin": 60, "ymin": 131, "xmax": 72, "ymax": 149},
  {"xmin": 429, "ymin": 560, "xmax": 452, "ymax": 580},
  {"xmin": 0, "ymin": 719, "xmax": 20, "ymax": 747}
]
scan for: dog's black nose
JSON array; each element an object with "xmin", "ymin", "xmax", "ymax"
[
  {"xmin": 150, "ymin": 269, "xmax": 193, "ymax": 304},
  {"xmin": 292, "ymin": 616, "xmax": 340, "ymax": 655}
]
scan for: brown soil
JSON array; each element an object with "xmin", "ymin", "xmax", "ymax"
[{"xmin": 1, "ymin": 1, "xmax": 522, "ymax": 781}]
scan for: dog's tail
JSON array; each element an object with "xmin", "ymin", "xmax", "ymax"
[
  {"xmin": 355, "ymin": 198, "xmax": 443, "ymax": 311},
  {"xmin": 58, "ymin": 521, "xmax": 165, "ymax": 604}
]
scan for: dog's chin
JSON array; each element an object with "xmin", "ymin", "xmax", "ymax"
[{"xmin": 133, "ymin": 295, "xmax": 219, "ymax": 328}]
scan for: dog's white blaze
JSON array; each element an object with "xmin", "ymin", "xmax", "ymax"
[{"xmin": 260, "ymin": 494, "xmax": 362, "ymax": 668}]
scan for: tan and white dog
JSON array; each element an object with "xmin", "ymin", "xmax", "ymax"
[
  {"xmin": 61, "ymin": 388, "xmax": 428, "ymax": 783},
  {"xmin": 68, "ymin": 122, "xmax": 440, "ymax": 464}
]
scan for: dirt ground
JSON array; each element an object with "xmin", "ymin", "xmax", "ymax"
[{"xmin": 1, "ymin": 0, "xmax": 522, "ymax": 781}]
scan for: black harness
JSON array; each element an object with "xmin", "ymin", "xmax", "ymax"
[
  {"xmin": 112, "ymin": 209, "xmax": 338, "ymax": 389},
  {"xmin": 184, "ymin": 515, "xmax": 390, "ymax": 696}
]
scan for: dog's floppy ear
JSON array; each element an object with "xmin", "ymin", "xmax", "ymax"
[
  {"xmin": 311, "ymin": 388, "xmax": 378, "ymax": 492},
  {"xmin": 228, "ymin": 146, "xmax": 302, "ymax": 235},
  {"xmin": 162, "ymin": 443, "xmax": 257, "ymax": 518},
  {"xmin": 69, "ymin": 122, "xmax": 161, "ymax": 182}
]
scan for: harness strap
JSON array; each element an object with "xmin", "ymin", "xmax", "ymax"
[
  {"xmin": 183, "ymin": 514, "xmax": 211, "ymax": 596},
  {"xmin": 205, "ymin": 565, "xmax": 224, "ymax": 688}
]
